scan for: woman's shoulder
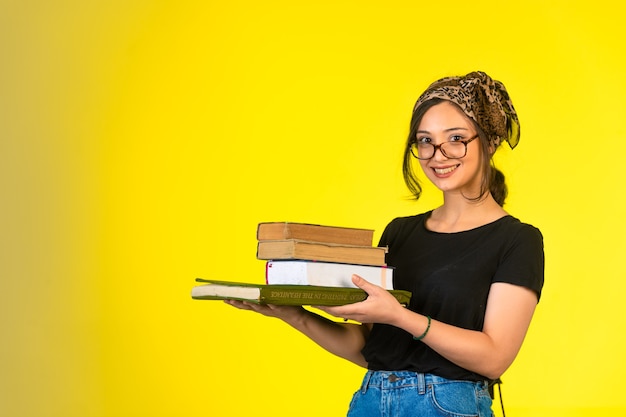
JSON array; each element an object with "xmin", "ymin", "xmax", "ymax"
[
  {"xmin": 386, "ymin": 211, "xmax": 432, "ymax": 229},
  {"xmin": 499, "ymin": 215, "xmax": 542, "ymax": 234},
  {"xmin": 497, "ymin": 215, "xmax": 544, "ymax": 248},
  {"xmin": 378, "ymin": 211, "xmax": 432, "ymax": 245}
]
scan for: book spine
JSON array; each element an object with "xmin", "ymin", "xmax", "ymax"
[
  {"xmin": 259, "ymin": 286, "xmax": 410, "ymax": 306},
  {"xmin": 260, "ymin": 286, "xmax": 367, "ymax": 306}
]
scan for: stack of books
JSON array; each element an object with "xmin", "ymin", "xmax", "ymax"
[
  {"xmin": 191, "ymin": 222, "xmax": 411, "ymax": 306},
  {"xmin": 256, "ymin": 222, "xmax": 391, "ymax": 288}
]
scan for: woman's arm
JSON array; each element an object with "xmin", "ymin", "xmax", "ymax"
[
  {"xmin": 224, "ymin": 300, "xmax": 371, "ymax": 367},
  {"xmin": 319, "ymin": 276, "xmax": 538, "ymax": 380},
  {"xmin": 406, "ymin": 282, "xmax": 536, "ymax": 379}
]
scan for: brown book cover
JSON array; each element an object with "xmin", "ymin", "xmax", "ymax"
[
  {"xmin": 257, "ymin": 222, "xmax": 374, "ymax": 246},
  {"xmin": 257, "ymin": 239, "xmax": 387, "ymax": 266}
]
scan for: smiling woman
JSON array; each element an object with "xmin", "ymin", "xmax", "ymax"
[{"xmin": 226, "ymin": 71, "xmax": 545, "ymax": 417}]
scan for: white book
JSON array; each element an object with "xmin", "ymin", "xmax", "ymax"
[{"xmin": 265, "ymin": 260, "xmax": 394, "ymax": 290}]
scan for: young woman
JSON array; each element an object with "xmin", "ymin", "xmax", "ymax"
[{"xmin": 226, "ymin": 71, "xmax": 544, "ymax": 417}]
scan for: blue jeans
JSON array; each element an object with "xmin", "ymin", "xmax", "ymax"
[{"xmin": 347, "ymin": 370, "xmax": 494, "ymax": 417}]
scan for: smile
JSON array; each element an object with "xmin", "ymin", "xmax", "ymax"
[{"xmin": 433, "ymin": 165, "xmax": 459, "ymax": 175}]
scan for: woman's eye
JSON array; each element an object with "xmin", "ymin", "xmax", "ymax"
[
  {"xmin": 417, "ymin": 137, "xmax": 431, "ymax": 144},
  {"xmin": 450, "ymin": 135, "xmax": 463, "ymax": 142}
]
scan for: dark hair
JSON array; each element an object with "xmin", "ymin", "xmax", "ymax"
[{"xmin": 402, "ymin": 98, "xmax": 508, "ymax": 206}]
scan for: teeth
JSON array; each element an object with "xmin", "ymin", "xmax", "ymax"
[{"xmin": 434, "ymin": 166, "xmax": 457, "ymax": 175}]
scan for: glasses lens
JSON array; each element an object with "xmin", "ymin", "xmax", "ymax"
[
  {"xmin": 411, "ymin": 143, "xmax": 433, "ymax": 160},
  {"xmin": 440, "ymin": 142, "xmax": 467, "ymax": 158}
]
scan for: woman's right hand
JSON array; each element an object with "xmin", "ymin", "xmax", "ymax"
[
  {"xmin": 225, "ymin": 299, "xmax": 369, "ymax": 367},
  {"xmin": 224, "ymin": 299, "xmax": 306, "ymax": 322}
]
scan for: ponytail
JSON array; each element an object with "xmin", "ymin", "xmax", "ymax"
[{"xmin": 490, "ymin": 167, "xmax": 508, "ymax": 206}]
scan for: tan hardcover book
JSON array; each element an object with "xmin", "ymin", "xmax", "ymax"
[
  {"xmin": 257, "ymin": 222, "xmax": 374, "ymax": 246},
  {"xmin": 257, "ymin": 239, "xmax": 387, "ymax": 266}
]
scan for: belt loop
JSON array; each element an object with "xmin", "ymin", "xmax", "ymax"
[
  {"xmin": 361, "ymin": 371, "xmax": 374, "ymax": 394},
  {"xmin": 417, "ymin": 373, "xmax": 426, "ymax": 395}
]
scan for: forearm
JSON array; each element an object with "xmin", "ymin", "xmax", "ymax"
[
  {"xmin": 225, "ymin": 300, "xmax": 369, "ymax": 367},
  {"xmin": 392, "ymin": 284, "xmax": 537, "ymax": 380},
  {"xmin": 284, "ymin": 308, "xmax": 369, "ymax": 368},
  {"xmin": 391, "ymin": 310, "xmax": 502, "ymax": 378},
  {"xmin": 399, "ymin": 312, "xmax": 512, "ymax": 379}
]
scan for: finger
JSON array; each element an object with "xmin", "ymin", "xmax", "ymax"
[
  {"xmin": 224, "ymin": 299, "xmax": 248, "ymax": 309},
  {"xmin": 351, "ymin": 274, "xmax": 378, "ymax": 293},
  {"xmin": 317, "ymin": 304, "xmax": 354, "ymax": 317},
  {"xmin": 225, "ymin": 299, "xmax": 259, "ymax": 312}
]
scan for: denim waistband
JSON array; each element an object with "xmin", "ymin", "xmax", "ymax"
[{"xmin": 359, "ymin": 370, "xmax": 489, "ymax": 394}]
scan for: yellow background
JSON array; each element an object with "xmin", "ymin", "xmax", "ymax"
[{"xmin": 1, "ymin": 1, "xmax": 624, "ymax": 416}]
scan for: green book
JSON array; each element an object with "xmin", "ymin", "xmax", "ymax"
[{"xmin": 191, "ymin": 278, "xmax": 412, "ymax": 306}]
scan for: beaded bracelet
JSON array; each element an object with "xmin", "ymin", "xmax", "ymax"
[{"xmin": 413, "ymin": 315, "xmax": 431, "ymax": 341}]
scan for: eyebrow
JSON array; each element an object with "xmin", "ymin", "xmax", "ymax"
[{"xmin": 416, "ymin": 127, "xmax": 471, "ymax": 134}]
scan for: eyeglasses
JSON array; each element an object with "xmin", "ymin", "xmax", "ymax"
[{"xmin": 410, "ymin": 134, "xmax": 479, "ymax": 160}]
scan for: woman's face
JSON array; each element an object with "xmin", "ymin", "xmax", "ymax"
[{"xmin": 416, "ymin": 101, "xmax": 483, "ymax": 196}]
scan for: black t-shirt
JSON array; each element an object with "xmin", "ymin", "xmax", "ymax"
[{"xmin": 361, "ymin": 212, "xmax": 544, "ymax": 381}]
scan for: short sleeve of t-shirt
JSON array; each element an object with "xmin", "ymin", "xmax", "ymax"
[{"xmin": 492, "ymin": 222, "xmax": 544, "ymax": 300}]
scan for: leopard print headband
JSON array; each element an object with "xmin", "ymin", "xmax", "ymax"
[{"xmin": 412, "ymin": 71, "xmax": 520, "ymax": 149}]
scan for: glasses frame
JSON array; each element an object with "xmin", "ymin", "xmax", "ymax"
[{"xmin": 410, "ymin": 134, "xmax": 479, "ymax": 160}]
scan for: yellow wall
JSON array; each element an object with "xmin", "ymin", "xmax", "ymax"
[{"xmin": 1, "ymin": 1, "xmax": 624, "ymax": 416}]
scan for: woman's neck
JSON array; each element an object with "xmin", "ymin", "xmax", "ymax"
[{"xmin": 427, "ymin": 193, "xmax": 508, "ymax": 233}]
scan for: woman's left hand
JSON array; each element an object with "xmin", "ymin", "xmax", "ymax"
[{"xmin": 315, "ymin": 274, "xmax": 406, "ymax": 325}]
